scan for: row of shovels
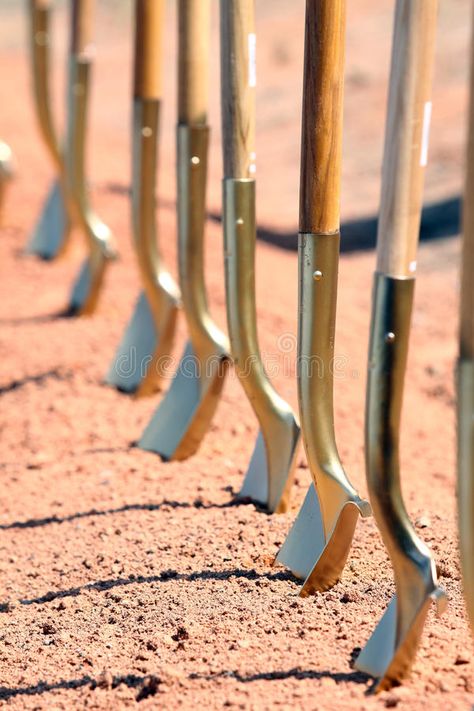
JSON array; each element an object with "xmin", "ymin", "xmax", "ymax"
[{"xmin": 2, "ymin": 0, "xmax": 473, "ymax": 694}]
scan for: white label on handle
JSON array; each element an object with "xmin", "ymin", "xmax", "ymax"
[
  {"xmin": 248, "ymin": 33, "xmax": 257, "ymax": 87},
  {"xmin": 420, "ymin": 101, "xmax": 432, "ymax": 167}
]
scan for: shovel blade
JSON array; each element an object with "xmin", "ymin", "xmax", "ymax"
[
  {"xmin": 106, "ymin": 292, "xmax": 157, "ymax": 393},
  {"xmin": 239, "ymin": 431, "xmax": 269, "ymax": 505},
  {"xmin": 139, "ymin": 341, "xmax": 228, "ymax": 461},
  {"xmin": 276, "ymin": 485, "xmax": 368, "ymax": 593},
  {"xmin": 354, "ymin": 596, "xmax": 397, "ymax": 680},
  {"xmin": 26, "ymin": 180, "xmax": 69, "ymax": 260},
  {"xmin": 355, "ymin": 590, "xmax": 447, "ymax": 691},
  {"xmin": 275, "ymin": 484, "xmax": 325, "ymax": 579},
  {"xmin": 239, "ymin": 418, "xmax": 300, "ymax": 513}
]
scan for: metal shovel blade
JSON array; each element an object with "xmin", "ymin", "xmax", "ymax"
[
  {"xmin": 106, "ymin": 291, "xmax": 158, "ymax": 393},
  {"xmin": 275, "ymin": 483, "xmax": 371, "ymax": 593},
  {"xmin": 106, "ymin": 286, "xmax": 178, "ymax": 397},
  {"xmin": 26, "ymin": 179, "xmax": 70, "ymax": 260},
  {"xmin": 355, "ymin": 589, "xmax": 447, "ymax": 691},
  {"xmin": 239, "ymin": 420, "xmax": 300, "ymax": 513},
  {"xmin": 139, "ymin": 340, "xmax": 229, "ymax": 460}
]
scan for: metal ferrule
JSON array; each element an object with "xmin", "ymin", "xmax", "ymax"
[
  {"xmin": 132, "ymin": 98, "xmax": 180, "ymax": 328},
  {"xmin": 366, "ymin": 273, "xmax": 442, "ymax": 645},
  {"xmin": 298, "ymin": 233, "xmax": 371, "ymax": 539},
  {"xmin": 66, "ymin": 56, "xmax": 114, "ymax": 257},
  {"xmin": 457, "ymin": 358, "xmax": 474, "ymax": 634},
  {"xmin": 177, "ymin": 124, "xmax": 228, "ymax": 360},
  {"xmin": 30, "ymin": 2, "xmax": 62, "ymax": 170},
  {"xmin": 223, "ymin": 178, "xmax": 299, "ymax": 508}
]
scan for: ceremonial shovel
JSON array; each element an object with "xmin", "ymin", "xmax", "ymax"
[
  {"xmin": 65, "ymin": 0, "xmax": 116, "ymax": 315},
  {"xmin": 218, "ymin": 0, "xmax": 300, "ymax": 513},
  {"xmin": 355, "ymin": 0, "xmax": 446, "ymax": 690},
  {"xmin": 275, "ymin": 0, "xmax": 370, "ymax": 592},
  {"xmin": 26, "ymin": 0, "xmax": 72, "ymax": 260},
  {"xmin": 106, "ymin": 0, "xmax": 179, "ymax": 396},
  {"xmin": 458, "ymin": 5, "xmax": 474, "ymax": 639},
  {"xmin": 138, "ymin": 0, "xmax": 229, "ymax": 456}
]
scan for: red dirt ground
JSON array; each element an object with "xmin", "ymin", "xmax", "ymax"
[{"xmin": 0, "ymin": 1, "xmax": 473, "ymax": 709}]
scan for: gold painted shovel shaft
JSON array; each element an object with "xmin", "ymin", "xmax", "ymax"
[
  {"xmin": 65, "ymin": 55, "xmax": 115, "ymax": 315},
  {"xmin": 223, "ymin": 179, "xmax": 300, "ymax": 512},
  {"xmin": 355, "ymin": 0, "xmax": 443, "ymax": 691},
  {"xmin": 27, "ymin": 0, "xmax": 72, "ymax": 259},
  {"xmin": 458, "ymin": 4, "xmax": 474, "ymax": 639}
]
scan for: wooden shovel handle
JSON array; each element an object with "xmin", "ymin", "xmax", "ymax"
[
  {"xmin": 71, "ymin": 0, "xmax": 95, "ymax": 56},
  {"xmin": 299, "ymin": 0, "xmax": 346, "ymax": 235},
  {"xmin": 220, "ymin": 0, "xmax": 256, "ymax": 179},
  {"xmin": 376, "ymin": 0, "xmax": 438, "ymax": 277},
  {"xmin": 31, "ymin": 0, "xmax": 51, "ymax": 9},
  {"xmin": 178, "ymin": 0, "xmax": 210, "ymax": 125},
  {"xmin": 460, "ymin": 9, "xmax": 474, "ymax": 359},
  {"xmin": 134, "ymin": 0, "xmax": 166, "ymax": 100}
]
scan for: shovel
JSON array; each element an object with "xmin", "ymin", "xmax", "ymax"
[
  {"xmin": 138, "ymin": 0, "xmax": 229, "ymax": 454},
  {"xmin": 458, "ymin": 5, "xmax": 474, "ymax": 639},
  {"xmin": 217, "ymin": 0, "xmax": 300, "ymax": 514},
  {"xmin": 354, "ymin": 0, "xmax": 446, "ymax": 691},
  {"xmin": 26, "ymin": 0, "xmax": 72, "ymax": 261},
  {"xmin": 275, "ymin": 0, "xmax": 371, "ymax": 593},
  {"xmin": 0, "ymin": 141, "xmax": 14, "ymax": 221},
  {"xmin": 106, "ymin": 0, "xmax": 179, "ymax": 396},
  {"xmin": 65, "ymin": 0, "xmax": 116, "ymax": 316}
]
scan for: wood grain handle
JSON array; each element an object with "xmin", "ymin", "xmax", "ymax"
[
  {"xmin": 376, "ymin": 0, "xmax": 438, "ymax": 277},
  {"xmin": 178, "ymin": 0, "xmax": 210, "ymax": 125},
  {"xmin": 134, "ymin": 0, "xmax": 166, "ymax": 99},
  {"xmin": 220, "ymin": 0, "xmax": 256, "ymax": 179},
  {"xmin": 460, "ymin": 8, "xmax": 474, "ymax": 358},
  {"xmin": 299, "ymin": 0, "xmax": 346, "ymax": 235},
  {"xmin": 71, "ymin": 0, "xmax": 95, "ymax": 56}
]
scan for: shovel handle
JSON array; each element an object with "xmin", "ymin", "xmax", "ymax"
[
  {"xmin": 376, "ymin": 0, "xmax": 438, "ymax": 277},
  {"xmin": 460, "ymin": 10, "xmax": 474, "ymax": 359},
  {"xmin": 299, "ymin": 0, "xmax": 346, "ymax": 235},
  {"xmin": 178, "ymin": 0, "xmax": 210, "ymax": 125},
  {"xmin": 134, "ymin": 0, "xmax": 165, "ymax": 100},
  {"xmin": 31, "ymin": 0, "xmax": 51, "ymax": 8},
  {"xmin": 220, "ymin": 0, "xmax": 256, "ymax": 179},
  {"xmin": 71, "ymin": 0, "xmax": 95, "ymax": 57}
]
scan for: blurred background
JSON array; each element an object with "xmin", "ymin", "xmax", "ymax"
[{"xmin": 1, "ymin": 0, "xmax": 471, "ymax": 247}]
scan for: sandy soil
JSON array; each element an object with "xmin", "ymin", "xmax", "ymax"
[{"xmin": 0, "ymin": 1, "xmax": 473, "ymax": 709}]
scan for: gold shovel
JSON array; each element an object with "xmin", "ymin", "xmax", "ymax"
[
  {"xmin": 138, "ymin": 0, "xmax": 229, "ymax": 456},
  {"xmin": 355, "ymin": 0, "xmax": 446, "ymax": 691},
  {"xmin": 26, "ymin": 0, "xmax": 73, "ymax": 260},
  {"xmin": 106, "ymin": 0, "xmax": 179, "ymax": 396},
  {"xmin": 275, "ymin": 0, "xmax": 370, "ymax": 593},
  {"xmin": 218, "ymin": 0, "xmax": 300, "ymax": 513},
  {"xmin": 458, "ymin": 5, "xmax": 474, "ymax": 639},
  {"xmin": 65, "ymin": 0, "xmax": 116, "ymax": 316}
]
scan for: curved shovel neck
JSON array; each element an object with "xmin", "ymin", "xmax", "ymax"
[
  {"xmin": 298, "ymin": 232, "xmax": 365, "ymax": 537},
  {"xmin": 177, "ymin": 124, "xmax": 227, "ymax": 357}
]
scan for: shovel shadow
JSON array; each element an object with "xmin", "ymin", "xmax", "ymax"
[{"xmin": 7, "ymin": 567, "xmax": 300, "ymax": 608}]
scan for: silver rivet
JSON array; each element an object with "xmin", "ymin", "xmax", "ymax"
[
  {"xmin": 385, "ymin": 332, "xmax": 396, "ymax": 343},
  {"xmin": 191, "ymin": 156, "xmax": 200, "ymax": 165},
  {"xmin": 35, "ymin": 31, "xmax": 49, "ymax": 46},
  {"xmin": 236, "ymin": 218, "xmax": 244, "ymax": 226},
  {"xmin": 142, "ymin": 127, "xmax": 152, "ymax": 138},
  {"xmin": 313, "ymin": 270, "xmax": 323, "ymax": 281}
]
